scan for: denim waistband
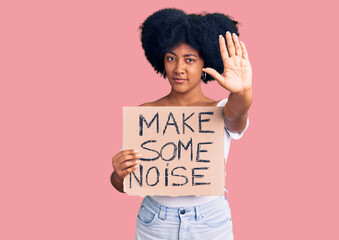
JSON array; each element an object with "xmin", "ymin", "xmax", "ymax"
[{"xmin": 141, "ymin": 195, "xmax": 227, "ymax": 221}]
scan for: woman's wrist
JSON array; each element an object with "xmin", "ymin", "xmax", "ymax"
[
  {"xmin": 111, "ymin": 171, "xmax": 125, "ymax": 193},
  {"xmin": 226, "ymin": 88, "xmax": 252, "ymax": 119}
]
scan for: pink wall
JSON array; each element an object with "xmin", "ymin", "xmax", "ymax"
[{"xmin": 1, "ymin": 0, "xmax": 338, "ymax": 239}]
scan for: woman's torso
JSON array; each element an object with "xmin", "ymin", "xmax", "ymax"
[{"xmin": 141, "ymin": 98, "xmax": 232, "ymax": 207}]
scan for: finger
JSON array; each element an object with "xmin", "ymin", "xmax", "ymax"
[
  {"xmin": 120, "ymin": 159, "xmax": 141, "ymax": 171},
  {"xmin": 240, "ymin": 41, "xmax": 249, "ymax": 60},
  {"xmin": 112, "ymin": 149, "xmax": 139, "ymax": 163},
  {"xmin": 121, "ymin": 164, "xmax": 140, "ymax": 179},
  {"xmin": 115, "ymin": 160, "xmax": 140, "ymax": 179},
  {"xmin": 116, "ymin": 152, "xmax": 142, "ymax": 167},
  {"xmin": 113, "ymin": 151, "xmax": 141, "ymax": 169},
  {"xmin": 232, "ymin": 33, "xmax": 242, "ymax": 57},
  {"xmin": 225, "ymin": 31, "xmax": 236, "ymax": 57},
  {"xmin": 219, "ymin": 35, "xmax": 229, "ymax": 62},
  {"xmin": 203, "ymin": 68, "xmax": 224, "ymax": 84}
]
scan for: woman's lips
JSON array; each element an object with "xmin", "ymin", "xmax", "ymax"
[{"xmin": 173, "ymin": 78, "xmax": 187, "ymax": 83}]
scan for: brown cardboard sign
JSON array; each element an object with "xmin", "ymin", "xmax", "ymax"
[{"xmin": 123, "ymin": 106, "xmax": 225, "ymax": 197}]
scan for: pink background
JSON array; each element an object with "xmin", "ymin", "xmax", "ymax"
[{"xmin": 1, "ymin": 0, "xmax": 338, "ymax": 239}]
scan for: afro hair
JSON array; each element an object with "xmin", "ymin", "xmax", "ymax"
[{"xmin": 139, "ymin": 8, "xmax": 240, "ymax": 83}]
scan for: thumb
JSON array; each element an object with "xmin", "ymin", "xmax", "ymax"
[{"xmin": 203, "ymin": 68, "xmax": 224, "ymax": 85}]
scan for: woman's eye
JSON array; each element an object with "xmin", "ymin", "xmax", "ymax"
[
  {"xmin": 186, "ymin": 58, "xmax": 195, "ymax": 63},
  {"xmin": 167, "ymin": 57, "xmax": 174, "ymax": 61}
]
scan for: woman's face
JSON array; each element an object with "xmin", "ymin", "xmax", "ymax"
[{"xmin": 164, "ymin": 43, "xmax": 204, "ymax": 94}]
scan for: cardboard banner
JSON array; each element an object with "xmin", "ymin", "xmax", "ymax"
[{"xmin": 123, "ymin": 106, "xmax": 225, "ymax": 197}]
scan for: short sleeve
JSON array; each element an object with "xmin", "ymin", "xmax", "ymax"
[
  {"xmin": 226, "ymin": 117, "xmax": 249, "ymax": 140},
  {"xmin": 217, "ymin": 98, "xmax": 249, "ymax": 140}
]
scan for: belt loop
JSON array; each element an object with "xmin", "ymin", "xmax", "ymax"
[
  {"xmin": 159, "ymin": 206, "xmax": 166, "ymax": 220},
  {"xmin": 194, "ymin": 206, "xmax": 200, "ymax": 220},
  {"xmin": 224, "ymin": 188, "xmax": 229, "ymax": 199}
]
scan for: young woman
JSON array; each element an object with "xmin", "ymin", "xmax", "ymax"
[{"xmin": 111, "ymin": 8, "xmax": 252, "ymax": 239}]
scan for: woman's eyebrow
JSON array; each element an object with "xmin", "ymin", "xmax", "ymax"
[
  {"xmin": 183, "ymin": 54, "xmax": 198, "ymax": 57},
  {"xmin": 167, "ymin": 51, "xmax": 198, "ymax": 58},
  {"xmin": 167, "ymin": 51, "xmax": 177, "ymax": 56}
]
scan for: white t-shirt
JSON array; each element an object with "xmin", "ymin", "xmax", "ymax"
[{"xmin": 149, "ymin": 98, "xmax": 249, "ymax": 207}]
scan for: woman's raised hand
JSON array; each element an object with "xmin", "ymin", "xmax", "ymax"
[
  {"xmin": 112, "ymin": 149, "xmax": 141, "ymax": 182},
  {"xmin": 203, "ymin": 31, "xmax": 252, "ymax": 93}
]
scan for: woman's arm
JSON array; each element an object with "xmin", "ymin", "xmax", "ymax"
[
  {"xmin": 224, "ymin": 88, "xmax": 252, "ymax": 132},
  {"xmin": 203, "ymin": 31, "xmax": 252, "ymax": 132}
]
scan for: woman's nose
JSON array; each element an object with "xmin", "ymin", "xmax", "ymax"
[{"xmin": 174, "ymin": 60, "xmax": 185, "ymax": 74}]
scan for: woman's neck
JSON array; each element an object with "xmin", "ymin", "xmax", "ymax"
[{"xmin": 165, "ymin": 87, "xmax": 208, "ymax": 106}]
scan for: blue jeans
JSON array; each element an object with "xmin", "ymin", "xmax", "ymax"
[{"xmin": 135, "ymin": 195, "xmax": 233, "ymax": 240}]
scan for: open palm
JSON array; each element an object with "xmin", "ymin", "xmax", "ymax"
[{"xmin": 203, "ymin": 31, "xmax": 252, "ymax": 93}]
